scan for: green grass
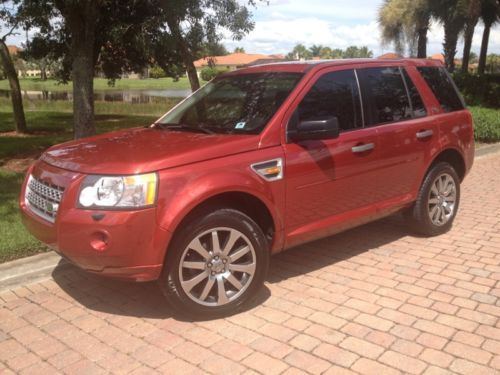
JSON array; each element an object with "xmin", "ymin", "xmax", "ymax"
[
  {"xmin": 0, "ymin": 169, "xmax": 49, "ymax": 262},
  {"xmin": 0, "ymin": 77, "xmax": 191, "ymax": 92},
  {"xmin": 469, "ymin": 106, "xmax": 500, "ymax": 143}
]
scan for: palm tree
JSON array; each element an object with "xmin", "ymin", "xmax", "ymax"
[
  {"xmin": 430, "ymin": 0, "xmax": 467, "ymax": 72},
  {"xmin": 309, "ymin": 44, "xmax": 324, "ymax": 57},
  {"xmin": 478, "ymin": 0, "xmax": 500, "ymax": 74},
  {"xmin": 378, "ymin": 0, "xmax": 431, "ymax": 58},
  {"xmin": 461, "ymin": 0, "xmax": 482, "ymax": 73}
]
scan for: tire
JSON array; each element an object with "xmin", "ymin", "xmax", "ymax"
[
  {"xmin": 159, "ymin": 208, "xmax": 269, "ymax": 318},
  {"xmin": 406, "ymin": 162, "xmax": 461, "ymax": 236}
]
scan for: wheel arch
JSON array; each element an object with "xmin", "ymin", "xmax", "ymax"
[{"xmin": 428, "ymin": 148, "xmax": 466, "ymax": 182}]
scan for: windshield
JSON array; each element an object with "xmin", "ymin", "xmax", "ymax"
[{"xmin": 157, "ymin": 72, "xmax": 303, "ymax": 134}]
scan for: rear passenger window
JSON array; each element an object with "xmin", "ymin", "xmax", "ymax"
[
  {"xmin": 402, "ymin": 69, "xmax": 427, "ymax": 118},
  {"xmin": 417, "ymin": 67, "xmax": 464, "ymax": 113},
  {"xmin": 297, "ymin": 70, "xmax": 362, "ymax": 131},
  {"xmin": 357, "ymin": 67, "xmax": 412, "ymax": 126}
]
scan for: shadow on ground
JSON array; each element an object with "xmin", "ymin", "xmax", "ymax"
[{"xmin": 51, "ymin": 214, "xmax": 411, "ymax": 321}]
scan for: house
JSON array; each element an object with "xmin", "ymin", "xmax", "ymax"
[
  {"xmin": 193, "ymin": 52, "xmax": 285, "ymax": 73},
  {"xmin": 7, "ymin": 45, "xmax": 20, "ymax": 56},
  {"xmin": 378, "ymin": 52, "xmax": 403, "ymax": 59}
]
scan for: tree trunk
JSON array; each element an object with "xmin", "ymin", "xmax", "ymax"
[
  {"xmin": 0, "ymin": 40, "xmax": 27, "ymax": 133},
  {"xmin": 165, "ymin": 15, "xmax": 200, "ymax": 92},
  {"xmin": 461, "ymin": 21, "xmax": 477, "ymax": 73},
  {"xmin": 185, "ymin": 60, "xmax": 200, "ymax": 91},
  {"xmin": 416, "ymin": 27, "xmax": 428, "ymax": 58},
  {"xmin": 443, "ymin": 23, "xmax": 460, "ymax": 72},
  {"xmin": 478, "ymin": 22, "xmax": 491, "ymax": 75},
  {"xmin": 67, "ymin": 3, "xmax": 97, "ymax": 139}
]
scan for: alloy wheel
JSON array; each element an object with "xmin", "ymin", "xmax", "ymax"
[{"xmin": 178, "ymin": 227, "xmax": 257, "ymax": 307}]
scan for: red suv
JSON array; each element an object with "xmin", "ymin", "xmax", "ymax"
[{"xmin": 20, "ymin": 59, "xmax": 474, "ymax": 316}]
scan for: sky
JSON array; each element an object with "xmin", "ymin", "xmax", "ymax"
[
  {"xmin": 4, "ymin": 0, "xmax": 500, "ymax": 58},
  {"xmin": 221, "ymin": 0, "xmax": 500, "ymax": 57}
]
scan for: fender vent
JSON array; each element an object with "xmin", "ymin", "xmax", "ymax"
[{"xmin": 251, "ymin": 158, "xmax": 283, "ymax": 181}]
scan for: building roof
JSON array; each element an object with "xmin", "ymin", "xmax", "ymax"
[
  {"xmin": 431, "ymin": 53, "xmax": 445, "ymax": 62},
  {"xmin": 194, "ymin": 53, "xmax": 284, "ymax": 68},
  {"xmin": 7, "ymin": 45, "xmax": 20, "ymax": 55},
  {"xmin": 378, "ymin": 52, "xmax": 403, "ymax": 59}
]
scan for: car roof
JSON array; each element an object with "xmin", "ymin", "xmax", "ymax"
[{"xmin": 226, "ymin": 58, "xmax": 444, "ymax": 75}]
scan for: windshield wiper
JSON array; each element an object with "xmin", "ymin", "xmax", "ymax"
[{"xmin": 153, "ymin": 123, "xmax": 215, "ymax": 135}]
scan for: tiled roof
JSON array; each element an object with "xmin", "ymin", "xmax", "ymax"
[
  {"xmin": 7, "ymin": 45, "xmax": 20, "ymax": 55},
  {"xmin": 378, "ymin": 52, "xmax": 402, "ymax": 59},
  {"xmin": 194, "ymin": 53, "xmax": 284, "ymax": 68}
]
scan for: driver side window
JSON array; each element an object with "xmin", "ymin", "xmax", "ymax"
[{"xmin": 297, "ymin": 69, "xmax": 363, "ymax": 131}]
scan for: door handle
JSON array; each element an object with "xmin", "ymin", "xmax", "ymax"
[
  {"xmin": 416, "ymin": 129, "xmax": 433, "ymax": 139},
  {"xmin": 352, "ymin": 143, "xmax": 375, "ymax": 153}
]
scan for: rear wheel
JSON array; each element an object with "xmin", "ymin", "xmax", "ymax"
[
  {"xmin": 406, "ymin": 162, "xmax": 460, "ymax": 236},
  {"xmin": 159, "ymin": 209, "xmax": 269, "ymax": 318}
]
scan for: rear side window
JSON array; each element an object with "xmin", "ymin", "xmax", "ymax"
[
  {"xmin": 297, "ymin": 69, "xmax": 362, "ymax": 131},
  {"xmin": 357, "ymin": 67, "xmax": 412, "ymax": 126},
  {"xmin": 402, "ymin": 68, "xmax": 427, "ymax": 118},
  {"xmin": 417, "ymin": 67, "xmax": 464, "ymax": 113}
]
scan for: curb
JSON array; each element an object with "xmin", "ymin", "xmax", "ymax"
[
  {"xmin": 0, "ymin": 252, "xmax": 71, "ymax": 292},
  {"xmin": 475, "ymin": 142, "xmax": 500, "ymax": 158},
  {"xmin": 1, "ymin": 143, "xmax": 500, "ymax": 292}
]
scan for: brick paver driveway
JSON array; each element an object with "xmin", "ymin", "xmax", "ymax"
[{"xmin": 1, "ymin": 152, "xmax": 500, "ymax": 375}]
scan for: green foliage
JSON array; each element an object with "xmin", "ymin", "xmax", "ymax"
[
  {"xmin": 149, "ymin": 65, "xmax": 167, "ymax": 79},
  {"xmin": 286, "ymin": 44, "xmax": 373, "ymax": 60},
  {"xmin": 233, "ymin": 47, "xmax": 245, "ymax": 53},
  {"xmin": 469, "ymin": 106, "xmax": 500, "ymax": 142},
  {"xmin": 200, "ymin": 67, "xmax": 228, "ymax": 81},
  {"xmin": 453, "ymin": 72, "xmax": 500, "ymax": 108}
]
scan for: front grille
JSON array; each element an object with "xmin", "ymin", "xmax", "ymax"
[{"xmin": 25, "ymin": 175, "xmax": 65, "ymax": 223}]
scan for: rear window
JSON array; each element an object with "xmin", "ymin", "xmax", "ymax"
[
  {"xmin": 402, "ymin": 68, "xmax": 427, "ymax": 118},
  {"xmin": 297, "ymin": 69, "xmax": 362, "ymax": 131},
  {"xmin": 417, "ymin": 67, "xmax": 464, "ymax": 113},
  {"xmin": 357, "ymin": 67, "xmax": 412, "ymax": 126}
]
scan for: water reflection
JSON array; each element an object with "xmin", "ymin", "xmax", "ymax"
[{"xmin": 0, "ymin": 88, "xmax": 190, "ymax": 103}]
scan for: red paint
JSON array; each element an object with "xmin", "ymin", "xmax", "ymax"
[{"xmin": 19, "ymin": 59, "xmax": 474, "ymax": 281}]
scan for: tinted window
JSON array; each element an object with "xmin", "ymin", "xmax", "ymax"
[
  {"xmin": 402, "ymin": 68, "xmax": 427, "ymax": 118},
  {"xmin": 297, "ymin": 70, "xmax": 362, "ymax": 131},
  {"xmin": 417, "ymin": 67, "xmax": 464, "ymax": 113},
  {"xmin": 358, "ymin": 67, "xmax": 412, "ymax": 125},
  {"xmin": 159, "ymin": 72, "xmax": 303, "ymax": 134}
]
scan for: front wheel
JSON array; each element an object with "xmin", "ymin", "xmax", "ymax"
[
  {"xmin": 159, "ymin": 209, "xmax": 269, "ymax": 318},
  {"xmin": 406, "ymin": 162, "xmax": 461, "ymax": 236}
]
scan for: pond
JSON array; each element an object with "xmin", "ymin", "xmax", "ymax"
[{"xmin": 0, "ymin": 88, "xmax": 191, "ymax": 104}]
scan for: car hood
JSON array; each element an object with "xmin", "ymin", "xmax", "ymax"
[{"xmin": 40, "ymin": 127, "xmax": 261, "ymax": 174}]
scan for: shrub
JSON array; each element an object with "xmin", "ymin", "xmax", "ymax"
[
  {"xmin": 149, "ymin": 65, "xmax": 167, "ymax": 79},
  {"xmin": 469, "ymin": 106, "xmax": 500, "ymax": 143},
  {"xmin": 200, "ymin": 67, "xmax": 228, "ymax": 81},
  {"xmin": 453, "ymin": 73, "xmax": 500, "ymax": 109}
]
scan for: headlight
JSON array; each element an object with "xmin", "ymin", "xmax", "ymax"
[{"xmin": 78, "ymin": 173, "xmax": 157, "ymax": 209}]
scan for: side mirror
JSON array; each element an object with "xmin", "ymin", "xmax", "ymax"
[{"xmin": 289, "ymin": 116, "xmax": 340, "ymax": 142}]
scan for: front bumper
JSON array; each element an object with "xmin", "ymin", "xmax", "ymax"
[{"xmin": 20, "ymin": 161, "xmax": 171, "ymax": 281}]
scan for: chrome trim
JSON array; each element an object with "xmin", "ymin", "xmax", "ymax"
[
  {"xmin": 352, "ymin": 143, "xmax": 375, "ymax": 153},
  {"xmin": 25, "ymin": 175, "xmax": 65, "ymax": 223},
  {"xmin": 250, "ymin": 158, "xmax": 283, "ymax": 182},
  {"xmin": 416, "ymin": 130, "xmax": 433, "ymax": 139}
]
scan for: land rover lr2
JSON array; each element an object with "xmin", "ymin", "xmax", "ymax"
[{"xmin": 20, "ymin": 59, "xmax": 474, "ymax": 316}]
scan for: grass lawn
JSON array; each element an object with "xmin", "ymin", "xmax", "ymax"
[
  {"xmin": 0, "ymin": 77, "xmax": 191, "ymax": 92},
  {"xmin": 0, "ymin": 100, "xmax": 498, "ymax": 263}
]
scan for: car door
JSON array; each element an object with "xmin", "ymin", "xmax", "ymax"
[
  {"xmin": 356, "ymin": 66, "xmax": 440, "ymax": 210},
  {"xmin": 282, "ymin": 68, "xmax": 381, "ymax": 247}
]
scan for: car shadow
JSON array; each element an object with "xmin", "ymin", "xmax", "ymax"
[{"xmin": 51, "ymin": 213, "xmax": 410, "ymax": 321}]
